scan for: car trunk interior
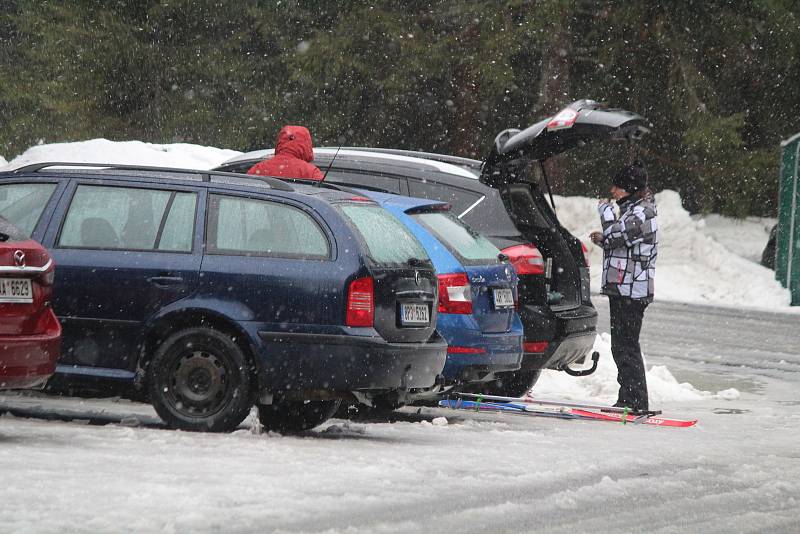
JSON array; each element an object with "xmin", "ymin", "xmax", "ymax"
[{"xmin": 501, "ymin": 182, "xmax": 582, "ymax": 309}]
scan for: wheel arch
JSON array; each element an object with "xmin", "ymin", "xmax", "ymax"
[{"xmin": 136, "ymin": 308, "xmax": 265, "ymax": 395}]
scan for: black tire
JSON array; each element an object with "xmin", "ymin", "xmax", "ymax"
[
  {"xmin": 258, "ymin": 399, "xmax": 341, "ymax": 433},
  {"xmin": 479, "ymin": 369, "xmax": 542, "ymax": 398},
  {"xmin": 147, "ymin": 327, "xmax": 254, "ymax": 432}
]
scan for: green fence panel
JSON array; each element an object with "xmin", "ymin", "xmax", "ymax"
[{"xmin": 776, "ymin": 133, "xmax": 800, "ymax": 305}]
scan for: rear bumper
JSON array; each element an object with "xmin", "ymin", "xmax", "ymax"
[
  {"xmin": 0, "ymin": 311, "xmax": 62, "ymax": 390},
  {"xmin": 518, "ymin": 303, "xmax": 597, "ymax": 371},
  {"xmin": 437, "ymin": 316, "xmax": 523, "ymax": 384},
  {"xmin": 256, "ymin": 329, "xmax": 447, "ymax": 394}
]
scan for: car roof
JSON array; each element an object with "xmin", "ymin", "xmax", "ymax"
[
  {"xmin": 221, "ymin": 148, "xmax": 482, "ymax": 180},
  {"xmin": 0, "ymin": 162, "xmax": 374, "ymax": 205}
]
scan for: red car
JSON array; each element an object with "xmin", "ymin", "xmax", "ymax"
[{"xmin": 0, "ymin": 216, "xmax": 61, "ymax": 390}]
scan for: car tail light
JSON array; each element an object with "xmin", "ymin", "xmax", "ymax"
[
  {"xmin": 437, "ymin": 273, "xmax": 472, "ymax": 314},
  {"xmin": 580, "ymin": 241, "xmax": 590, "ymax": 268},
  {"xmin": 502, "ymin": 244, "xmax": 544, "ymax": 275},
  {"xmin": 447, "ymin": 346, "xmax": 486, "ymax": 354},
  {"xmin": 523, "ymin": 341, "xmax": 549, "ymax": 353},
  {"xmin": 546, "ymin": 107, "xmax": 579, "ymax": 131},
  {"xmin": 346, "ymin": 276, "xmax": 374, "ymax": 327}
]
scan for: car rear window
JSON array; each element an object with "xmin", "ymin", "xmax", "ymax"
[
  {"xmin": 0, "ymin": 182, "xmax": 58, "ymax": 237},
  {"xmin": 0, "ymin": 216, "xmax": 28, "ymax": 242},
  {"xmin": 458, "ymin": 188, "xmax": 520, "ymax": 237},
  {"xmin": 340, "ymin": 204, "xmax": 429, "ymax": 265},
  {"xmin": 413, "ymin": 211, "xmax": 501, "ymax": 265}
]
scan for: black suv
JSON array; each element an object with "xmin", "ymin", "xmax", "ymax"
[{"xmin": 217, "ymin": 100, "xmax": 649, "ymax": 396}]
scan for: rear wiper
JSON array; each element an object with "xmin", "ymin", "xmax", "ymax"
[
  {"xmin": 407, "ymin": 257, "xmax": 433, "ymax": 267},
  {"xmin": 0, "ymin": 232, "xmax": 9, "ymax": 242}
]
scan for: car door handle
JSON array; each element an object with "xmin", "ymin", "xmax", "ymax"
[{"xmin": 147, "ymin": 276, "xmax": 184, "ymax": 288}]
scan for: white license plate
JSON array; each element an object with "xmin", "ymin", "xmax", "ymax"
[
  {"xmin": 400, "ymin": 303, "xmax": 430, "ymax": 325},
  {"xmin": 493, "ymin": 288, "xmax": 515, "ymax": 309},
  {"xmin": 0, "ymin": 277, "xmax": 33, "ymax": 303}
]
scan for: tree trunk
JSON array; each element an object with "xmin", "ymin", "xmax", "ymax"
[{"xmin": 536, "ymin": 6, "xmax": 572, "ymax": 193}]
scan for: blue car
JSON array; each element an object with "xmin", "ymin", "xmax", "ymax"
[
  {"xmin": 365, "ymin": 191, "xmax": 523, "ymax": 396},
  {"xmin": 0, "ymin": 163, "xmax": 447, "ymax": 432}
]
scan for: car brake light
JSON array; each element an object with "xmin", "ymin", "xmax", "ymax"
[
  {"xmin": 501, "ymin": 244, "xmax": 544, "ymax": 275},
  {"xmin": 523, "ymin": 341, "xmax": 549, "ymax": 353},
  {"xmin": 437, "ymin": 273, "xmax": 472, "ymax": 314},
  {"xmin": 546, "ymin": 107, "xmax": 579, "ymax": 131},
  {"xmin": 346, "ymin": 276, "xmax": 374, "ymax": 327},
  {"xmin": 581, "ymin": 240, "xmax": 590, "ymax": 268}
]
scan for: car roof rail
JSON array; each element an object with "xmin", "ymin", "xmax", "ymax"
[
  {"xmin": 10, "ymin": 162, "xmax": 295, "ymax": 192},
  {"xmin": 319, "ymin": 146, "xmax": 483, "ymax": 170}
]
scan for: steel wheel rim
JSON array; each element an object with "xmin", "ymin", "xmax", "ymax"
[{"xmin": 165, "ymin": 349, "xmax": 230, "ymax": 418}]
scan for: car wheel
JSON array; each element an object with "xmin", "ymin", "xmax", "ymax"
[
  {"xmin": 480, "ymin": 370, "xmax": 542, "ymax": 398},
  {"xmin": 258, "ymin": 399, "xmax": 341, "ymax": 433},
  {"xmin": 148, "ymin": 327, "xmax": 254, "ymax": 432}
]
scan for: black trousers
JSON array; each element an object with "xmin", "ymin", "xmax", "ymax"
[{"xmin": 608, "ymin": 296, "xmax": 649, "ymax": 411}]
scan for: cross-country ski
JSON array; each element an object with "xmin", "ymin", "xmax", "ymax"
[{"xmin": 438, "ymin": 399, "xmax": 697, "ymax": 427}]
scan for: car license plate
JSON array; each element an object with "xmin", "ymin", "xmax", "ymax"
[
  {"xmin": 0, "ymin": 277, "xmax": 33, "ymax": 303},
  {"xmin": 493, "ymin": 288, "xmax": 514, "ymax": 309},
  {"xmin": 401, "ymin": 303, "xmax": 429, "ymax": 325}
]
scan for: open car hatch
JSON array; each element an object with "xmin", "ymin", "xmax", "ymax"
[{"xmin": 481, "ymin": 99, "xmax": 650, "ymax": 185}]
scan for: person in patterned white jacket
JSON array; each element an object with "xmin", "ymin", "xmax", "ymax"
[{"xmin": 590, "ymin": 160, "xmax": 658, "ymax": 413}]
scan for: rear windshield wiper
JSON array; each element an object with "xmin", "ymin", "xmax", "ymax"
[
  {"xmin": 0, "ymin": 232, "xmax": 9, "ymax": 242},
  {"xmin": 407, "ymin": 257, "xmax": 433, "ymax": 268}
]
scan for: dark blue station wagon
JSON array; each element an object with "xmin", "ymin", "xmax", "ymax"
[{"xmin": 0, "ymin": 163, "xmax": 446, "ymax": 432}]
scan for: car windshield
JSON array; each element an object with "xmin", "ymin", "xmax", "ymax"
[
  {"xmin": 413, "ymin": 211, "xmax": 501, "ymax": 265},
  {"xmin": 340, "ymin": 204, "xmax": 430, "ymax": 266}
]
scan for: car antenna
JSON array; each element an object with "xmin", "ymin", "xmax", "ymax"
[{"xmin": 317, "ymin": 145, "xmax": 342, "ymax": 187}]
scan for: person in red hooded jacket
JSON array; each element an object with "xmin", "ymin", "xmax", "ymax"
[{"xmin": 247, "ymin": 125, "xmax": 325, "ymax": 180}]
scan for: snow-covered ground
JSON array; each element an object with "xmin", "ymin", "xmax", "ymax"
[{"xmin": 1, "ymin": 140, "xmax": 798, "ymax": 532}]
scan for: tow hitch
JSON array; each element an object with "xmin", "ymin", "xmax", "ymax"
[{"xmin": 562, "ymin": 351, "xmax": 599, "ymax": 377}]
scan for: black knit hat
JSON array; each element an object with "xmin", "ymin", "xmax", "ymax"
[{"xmin": 612, "ymin": 159, "xmax": 648, "ymax": 194}]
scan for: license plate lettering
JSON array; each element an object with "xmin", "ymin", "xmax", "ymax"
[
  {"xmin": 493, "ymin": 288, "xmax": 514, "ymax": 309},
  {"xmin": 401, "ymin": 303, "xmax": 429, "ymax": 325},
  {"xmin": 0, "ymin": 278, "xmax": 33, "ymax": 303}
]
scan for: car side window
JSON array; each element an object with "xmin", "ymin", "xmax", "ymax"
[
  {"xmin": 157, "ymin": 192, "xmax": 198, "ymax": 252},
  {"xmin": 407, "ymin": 180, "xmax": 482, "ymax": 215},
  {"xmin": 208, "ymin": 194, "xmax": 330, "ymax": 259},
  {"xmin": 324, "ymin": 171, "xmax": 403, "ymax": 194},
  {"xmin": 58, "ymin": 184, "xmax": 197, "ymax": 252},
  {"xmin": 0, "ymin": 182, "xmax": 58, "ymax": 237}
]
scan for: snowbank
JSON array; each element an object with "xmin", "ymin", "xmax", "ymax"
[
  {"xmin": 535, "ymin": 332, "xmax": 737, "ymax": 404},
  {"xmin": 553, "ymin": 191, "xmax": 791, "ymax": 310}
]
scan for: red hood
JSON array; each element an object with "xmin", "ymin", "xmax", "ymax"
[{"xmin": 274, "ymin": 125, "xmax": 315, "ymax": 162}]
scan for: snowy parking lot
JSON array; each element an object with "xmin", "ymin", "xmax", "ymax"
[
  {"xmin": 1, "ymin": 141, "xmax": 799, "ymax": 533},
  {"xmin": 2, "ymin": 299, "xmax": 798, "ymax": 533}
]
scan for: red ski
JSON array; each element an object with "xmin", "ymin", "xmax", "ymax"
[{"xmin": 570, "ymin": 408, "xmax": 698, "ymax": 427}]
